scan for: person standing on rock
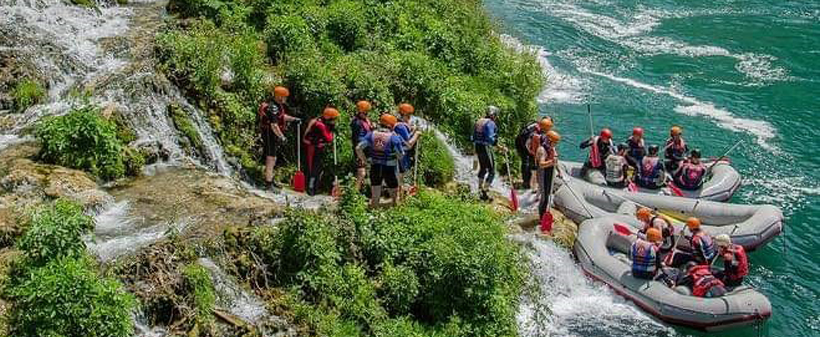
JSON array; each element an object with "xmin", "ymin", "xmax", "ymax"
[
  {"xmin": 258, "ymin": 86, "xmax": 301, "ymax": 190},
  {"xmin": 356, "ymin": 114, "xmax": 405, "ymax": 208},
  {"xmin": 351, "ymin": 100, "xmax": 373, "ymax": 192},
  {"xmin": 473, "ymin": 106, "xmax": 506, "ymax": 200},
  {"xmin": 516, "ymin": 117, "xmax": 553, "ymax": 191},
  {"xmin": 303, "ymin": 107, "xmax": 339, "ymax": 196},
  {"xmin": 393, "ymin": 103, "xmax": 422, "ymax": 196},
  {"xmin": 536, "ymin": 130, "xmax": 561, "ymax": 218}
]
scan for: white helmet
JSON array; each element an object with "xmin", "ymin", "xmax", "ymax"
[
  {"xmin": 486, "ymin": 105, "xmax": 500, "ymax": 117},
  {"xmin": 714, "ymin": 234, "xmax": 732, "ymax": 248}
]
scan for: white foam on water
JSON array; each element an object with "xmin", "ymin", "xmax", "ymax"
[
  {"xmin": 93, "ymin": 200, "xmax": 136, "ymax": 234},
  {"xmin": 580, "ymin": 68, "xmax": 778, "ymax": 151},
  {"xmin": 512, "ymin": 233, "xmax": 676, "ymax": 337},
  {"xmin": 198, "ymin": 258, "xmax": 270, "ymax": 324},
  {"xmin": 0, "ymin": 134, "xmax": 28, "ymax": 151}
]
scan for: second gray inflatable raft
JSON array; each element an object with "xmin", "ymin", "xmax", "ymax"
[{"xmin": 574, "ymin": 216, "xmax": 772, "ymax": 331}]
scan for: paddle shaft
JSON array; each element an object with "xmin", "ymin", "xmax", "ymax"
[
  {"xmin": 414, "ymin": 116, "xmax": 421, "ymax": 189},
  {"xmin": 559, "ymin": 173, "xmax": 595, "ymax": 219},
  {"xmin": 297, "ymin": 121, "xmax": 302, "ymax": 171},
  {"xmin": 587, "ymin": 104, "xmax": 594, "ymax": 137},
  {"xmin": 706, "ymin": 139, "xmax": 743, "ymax": 173}
]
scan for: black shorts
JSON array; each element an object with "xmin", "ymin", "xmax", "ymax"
[
  {"xmin": 370, "ymin": 163, "xmax": 399, "ymax": 189},
  {"xmin": 261, "ymin": 129, "xmax": 281, "ymax": 157}
]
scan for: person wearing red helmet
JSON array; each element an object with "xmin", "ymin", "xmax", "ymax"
[
  {"xmin": 626, "ymin": 127, "xmax": 646, "ymax": 169},
  {"xmin": 580, "ymin": 128, "xmax": 616, "ymax": 177},
  {"xmin": 303, "ymin": 107, "xmax": 340, "ymax": 195},
  {"xmin": 258, "ymin": 86, "xmax": 301, "ymax": 190}
]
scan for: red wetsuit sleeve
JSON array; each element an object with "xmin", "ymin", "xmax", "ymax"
[{"xmin": 318, "ymin": 122, "xmax": 333, "ymax": 143}]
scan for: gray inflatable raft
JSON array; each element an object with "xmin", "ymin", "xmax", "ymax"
[
  {"xmin": 554, "ymin": 165, "xmax": 783, "ymax": 251},
  {"xmin": 574, "ymin": 216, "xmax": 772, "ymax": 331},
  {"xmin": 563, "ymin": 160, "xmax": 741, "ymax": 202}
]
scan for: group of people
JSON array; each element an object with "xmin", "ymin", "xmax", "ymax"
[
  {"xmin": 581, "ymin": 126, "xmax": 709, "ymax": 191},
  {"xmin": 630, "ymin": 209, "xmax": 749, "ymax": 298},
  {"xmin": 257, "ymin": 86, "xmax": 422, "ymax": 207}
]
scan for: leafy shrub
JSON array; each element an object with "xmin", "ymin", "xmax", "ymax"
[
  {"xmin": 157, "ymin": 21, "xmax": 224, "ymax": 97},
  {"xmin": 182, "ymin": 263, "xmax": 216, "ymax": 325},
  {"xmin": 325, "ymin": 0, "xmax": 367, "ymax": 52},
  {"xmin": 416, "ymin": 132, "xmax": 455, "ymax": 187},
  {"xmin": 11, "ymin": 78, "xmax": 46, "ymax": 112},
  {"xmin": 17, "ymin": 199, "xmax": 94, "ymax": 267},
  {"xmin": 264, "ymin": 14, "xmax": 316, "ymax": 62},
  {"xmin": 168, "ymin": 103, "xmax": 204, "ymax": 154},
  {"xmin": 378, "ymin": 263, "xmax": 419, "ymax": 315},
  {"xmin": 123, "ymin": 147, "xmax": 147, "ymax": 177},
  {"xmin": 4, "ymin": 256, "xmax": 135, "ymax": 337},
  {"xmin": 34, "ymin": 106, "xmax": 126, "ymax": 180}
]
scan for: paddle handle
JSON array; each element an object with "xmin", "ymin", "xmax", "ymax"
[{"xmin": 297, "ymin": 121, "xmax": 301, "ymax": 171}]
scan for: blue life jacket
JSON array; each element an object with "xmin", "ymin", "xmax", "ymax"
[
  {"xmin": 631, "ymin": 239, "xmax": 659, "ymax": 275},
  {"xmin": 692, "ymin": 231, "xmax": 716, "ymax": 263},
  {"xmin": 367, "ymin": 130, "xmax": 402, "ymax": 166},
  {"xmin": 473, "ymin": 118, "xmax": 497, "ymax": 146},
  {"xmin": 627, "ymin": 136, "xmax": 645, "ymax": 161}
]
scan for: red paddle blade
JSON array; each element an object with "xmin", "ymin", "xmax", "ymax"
[
  {"xmin": 510, "ymin": 189, "xmax": 519, "ymax": 212},
  {"xmin": 668, "ymin": 182, "xmax": 684, "ymax": 197},
  {"xmin": 613, "ymin": 223, "xmax": 633, "ymax": 236},
  {"xmin": 408, "ymin": 185, "xmax": 419, "ymax": 196},
  {"xmin": 293, "ymin": 171, "xmax": 306, "ymax": 192},
  {"xmin": 540, "ymin": 212, "xmax": 554, "ymax": 233},
  {"xmin": 627, "ymin": 181, "xmax": 638, "ymax": 192}
]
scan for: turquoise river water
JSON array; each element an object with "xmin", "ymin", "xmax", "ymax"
[{"xmin": 485, "ymin": 0, "xmax": 820, "ymax": 336}]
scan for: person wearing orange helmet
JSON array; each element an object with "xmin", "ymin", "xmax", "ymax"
[
  {"xmin": 626, "ymin": 127, "xmax": 646, "ymax": 169},
  {"xmin": 636, "ymin": 207, "xmax": 676, "ymax": 254},
  {"xmin": 356, "ymin": 114, "xmax": 405, "ymax": 208},
  {"xmin": 631, "ymin": 227, "xmax": 664, "ymax": 280},
  {"xmin": 303, "ymin": 107, "xmax": 340, "ymax": 195},
  {"xmin": 664, "ymin": 125, "xmax": 689, "ymax": 172},
  {"xmin": 580, "ymin": 128, "xmax": 616, "ymax": 178},
  {"xmin": 258, "ymin": 86, "xmax": 301, "ymax": 190},
  {"xmin": 536, "ymin": 130, "xmax": 560, "ymax": 218},
  {"xmin": 683, "ymin": 217, "xmax": 716, "ymax": 265},
  {"xmin": 516, "ymin": 117, "xmax": 553, "ymax": 190},
  {"xmin": 351, "ymin": 101, "xmax": 373, "ymax": 192},
  {"xmin": 394, "ymin": 104, "xmax": 422, "ymax": 191}
]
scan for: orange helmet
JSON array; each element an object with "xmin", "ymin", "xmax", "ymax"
[
  {"xmin": 670, "ymin": 126, "xmax": 682, "ymax": 136},
  {"xmin": 539, "ymin": 117, "xmax": 554, "ymax": 131},
  {"xmin": 546, "ymin": 130, "xmax": 561, "ymax": 143},
  {"xmin": 646, "ymin": 228, "xmax": 662, "ymax": 243},
  {"xmin": 398, "ymin": 103, "xmax": 415, "ymax": 115},
  {"xmin": 323, "ymin": 107, "xmax": 340, "ymax": 119},
  {"xmin": 356, "ymin": 100, "xmax": 371, "ymax": 113},
  {"xmin": 686, "ymin": 217, "xmax": 701, "ymax": 230},
  {"xmin": 636, "ymin": 207, "xmax": 652, "ymax": 222},
  {"xmin": 379, "ymin": 114, "xmax": 398, "ymax": 127},
  {"xmin": 273, "ymin": 86, "xmax": 290, "ymax": 97},
  {"xmin": 600, "ymin": 128, "xmax": 613, "ymax": 140}
]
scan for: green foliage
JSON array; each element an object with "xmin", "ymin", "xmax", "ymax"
[
  {"xmin": 4, "ymin": 256, "xmax": 136, "ymax": 337},
  {"xmin": 11, "ymin": 78, "xmax": 46, "ymax": 113},
  {"xmin": 122, "ymin": 147, "xmax": 146, "ymax": 177},
  {"xmin": 168, "ymin": 103, "xmax": 204, "ymax": 153},
  {"xmin": 182, "ymin": 263, "xmax": 216, "ymax": 325},
  {"xmin": 17, "ymin": 199, "xmax": 94, "ymax": 267},
  {"xmin": 417, "ymin": 132, "xmax": 455, "ymax": 187},
  {"xmin": 226, "ymin": 189, "xmax": 524, "ymax": 336},
  {"xmin": 34, "ymin": 106, "xmax": 126, "ymax": 180}
]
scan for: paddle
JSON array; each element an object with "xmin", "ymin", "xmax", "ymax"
[
  {"xmin": 706, "ymin": 140, "xmax": 743, "ymax": 175},
  {"xmin": 539, "ymin": 166, "xmax": 557, "ymax": 233},
  {"xmin": 613, "ymin": 222, "xmax": 634, "ymax": 236},
  {"xmin": 587, "ymin": 104, "xmax": 594, "ymax": 137},
  {"xmin": 292, "ymin": 121, "xmax": 305, "ymax": 192},
  {"xmin": 409, "ymin": 115, "xmax": 422, "ymax": 196},
  {"xmin": 504, "ymin": 151, "xmax": 519, "ymax": 212},
  {"xmin": 667, "ymin": 181, "xmax": 685, "ymax": 197},
  {"xmin": 627, "ymin": 180, "xmax": 638, "ymax": 192},
  {"xmin": 331, "ymin": 135, "xmax": 340, "ymax": 199},
  {"xmin": 558, "ymin": 173, "xmax": 595, "ymax": 219}
]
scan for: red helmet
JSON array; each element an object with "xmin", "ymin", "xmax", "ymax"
[
  {"xmin": 632, "ymin": 127, "xmax": 644, "ymax": 137},
  {"xmin": 600, "ymin": 128, "xmax": 613, "ymax": 140}
]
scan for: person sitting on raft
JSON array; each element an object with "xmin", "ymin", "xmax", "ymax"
[
  {"xmin": 605, "ymin": 143, "xmax": 630, "ymax": 188},
  {"xmin": 677, "ymin": 262, "xmax": 727, "ymax": 298},
  {"xmin": 636, "ymin": 208, "xmax": 676, "ymax": 255},
  {"xmin": 580, "ymin": 128, "xmax": 616, "ymax": 178},
  {"xmin": 356, "ymin": 114, "xmax": 405, "ymax": 208},
  {"xmin": 713, "ymin": 234, "xmax": 749, "ymax": 288},
  {"xmin": 674, "ymin": 149, "xmax": 707, "ymax": 190},
  {"xmin": 664, "ymin": 126, "xmax": 689, "ymax": 172},
  {"xmin": 636, "ymin": 145, "xmax": 666, "ymax": 189},
  {"xmin": 684, "ymin": 217, "xmax": 717, "ymax": 265},
  {"xmin": 626, "ymin": 127, "xmax": 646, "ymax": 169},
  {"xmin": 536, "ymin": 130, "xmax": 561, "ymax": 219},
  {"xmin": 631, "ymin": 228, "xmax": 664, "ymax": 280}
]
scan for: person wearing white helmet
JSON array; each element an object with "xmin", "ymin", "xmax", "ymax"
[
  {"xmin": 473, "ymin": 106, "xmax": 507, "ymax": 200},
  {"xmin": 713, "ymin": 234, "xmax": 749, "ymax": 287}
]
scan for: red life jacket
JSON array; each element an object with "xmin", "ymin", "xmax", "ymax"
[
  {"xmin": 588, "ymin": 136, "xmax": 606, "ymax": 168},
  {"xmin": 305, "ymin": 118, "xmax": 333, "ymax": 148},
  {"xmin": 724, "ymin": 245, "xmax": 749, "ymax": 281},
  {"xmin": 690, "ymin": 265, "xmax": 724, "ymax": 297},
  {"xmin": 678, "ymin": 161, "xmax": 706, "ymax": 189}
]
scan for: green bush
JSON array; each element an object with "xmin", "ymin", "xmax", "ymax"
[
  {"xmin": 34, "ymin": 106, "xmax": 126, "ymax": 180},
  {"xmin": 416, "ymin": 132, "xmax": 455, "ymax": 187},
  {"xmin": 378, "ymin": 262, "xmax": 419, "ymax": 315},
  {"xmin": 264, "ymin": 14, "xmax": 316, "ymax": 63},
  {"xmin": 326, "ymin": 0, "xmax": 367, "ymax": 52},
  {"xmin": 17, "ymin": 199, "xmax": 94, "ymax": 267},
  {"xmin": 157, "ymin": 21, "xmax": 224, "ymax": 97},
  {"xmin": 168, "ymin": 103, "xmax": 204, "ymax": 153},
  {"xmin": 11, "ymin": 78, "xmax": 46, "ymax": 112},
  {"xmin": 182, "ymin": 263, "xmax": 216, "ymax": 325},
  {"xmin": 4, "ymin": 256, "xmax": 135, "ymax": 337}
]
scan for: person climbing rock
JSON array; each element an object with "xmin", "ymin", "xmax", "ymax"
[
  {"xmin": 631, "ymin": 228, "xmax": 663, "ymax": 280},
  {"xmin": 473, "ymin": 106, "xmax": 506, "ymax": 200},
  {"xmin": 684, "ymin": 217, "xmax": 716, "ymax": 265},
  {"xmin": 580, "ymin": 128, "xmax": 615, "ymax": 178},
  {"xmin": 626, "ymin": 127, "xmax": 646, "ymax": 169},
  {"xmin": 713, "ymin": 234, "xmax": 749, "ymax": 287},
  {"xmin": 677, "ymin": 262, "xmax": 727, "ymax": 298},
  {"xmin": 674, "ymin": 149, "xmax": 707, "ymax": 190},
  {"xmin": 516, "ymin": 117, "xmax": 552, "ymax": 190},
  {"xmin": 258, "ymin": 86, "xmax": 301, "ymax": 190},
  {"xmin": 394, "ymin": 103, "xmax": 421, "ymax": 194},
  {"xmin": 605, "ymin": 143, "xmax": 630, "ymax": 188},
  {"xmin": 636, "ymin": 207, "xmax": 676, "ymax": 254},
  {"xmin": 636, "ymin": 144, "xmax": 666, "ymax": 189},
  {"xmin": 303, "ymin": 107, "xmax": 339, "ymax": 196},
  {"xmin": 351, "ymin": 100, "xmax": 373, "ymax": 192},
  {"xmin": 536, "ymin": 130, "xmax": 560, "ymax": 218},
  {"xmin": 356, "ymin": 114, "xmax": 405, "ymax": 208},
  {"xmin": 664, "ymin": 126, "xmax": 689, "ymax": 172}
]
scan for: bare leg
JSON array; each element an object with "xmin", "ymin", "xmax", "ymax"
[
  {"xmin": 396, "ymin": 173, "xmax": 404, "ymax": 202},
  {"xmin": 265, "ymin": 156, "xmax": 276, "ymax": 184},
  {"xmin": 370, "ymin": 185, "xmax": 382, "ymax": 208},
  {"xmin": 355, "ymin": 167, "xmax": 366, "ymax": 191}
]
